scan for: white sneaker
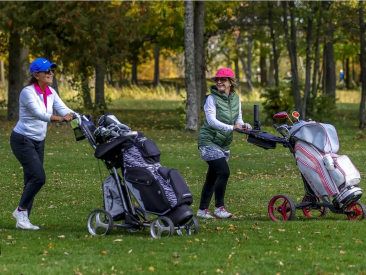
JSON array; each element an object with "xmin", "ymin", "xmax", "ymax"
[
  {"xmin": 12, "ymin": 208, "xmax": 40, "ymax": 230},
  {"xmin": 197, "ymin": 209, "xmax": 214, "ymax": 219},
  {"xmin": 214, "ymin": 206, "xmax": 232, "ymax": 219}
]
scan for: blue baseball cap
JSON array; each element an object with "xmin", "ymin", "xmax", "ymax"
[{"xmin": 29, "ymin": 58, "xmax": 57, "ymax": 74}]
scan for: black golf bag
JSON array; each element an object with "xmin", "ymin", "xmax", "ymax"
[{"xmin": 94, "ymin": 114, "xmax": 194, "ymax": 226}]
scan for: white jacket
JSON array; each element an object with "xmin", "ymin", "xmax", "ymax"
[{"xmin": 13, "ymin": 84, "xmax": 73, "ymax": 141}]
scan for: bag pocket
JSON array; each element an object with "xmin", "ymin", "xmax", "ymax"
[
  {"xmin": 333, "ymin": 155, "xmax": 361, "ymax": 186},
  {"xmin": 124, "ymin": 167, "xmax": 170, "ymax": 214},
  {"xmin": 103, "ymin": 174, "xmax": 125, "ymax": 221},
  {"xmin": 158, "ymin": 167, "xmax": 193, "ymax": 207},
  {"xmin": 136, "ymin": 139, "xmax": 161, "ymax": 164}
]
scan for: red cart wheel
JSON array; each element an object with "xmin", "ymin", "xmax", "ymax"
[
  {"xmin": 347, "ymin": 202, "xmax": 366, "ymax": 221},
  {"xmin": 302, "ymin": 195, "xmax": 328, "ymax": 218},
  {"xmin": 268, "ymin": 195, "xmax": 296, "ymax": 221}
]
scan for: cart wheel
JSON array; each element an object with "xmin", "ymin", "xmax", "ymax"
[
  {"xmin": 302, "ymin": 195, "xmax": 328, "ymax": 218},
  {"xmin": 87, "ymin": 209, "xmax": 113, "ymax": 236},
  {"xmin": 346, "ymin": 202, "xmax": 366, "ymax": 221},
  {"xmin": 268, "ymin": 195, "xmax": 296, "ymax": 221},
  {"xmin": 126, "ymin": 207, "xmax": 149, "ymax": 233},
  {"xmin": 150, "ymin": 216, "xmax": 174, "ymax": 239},
  {"xmin": 176, "ymin": 216, "xmax": 199, "ymax": 236}
]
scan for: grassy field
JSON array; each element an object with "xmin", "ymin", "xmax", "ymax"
[{"xmin": 0, "ymin": 99, "xmax": 366, "ymax": 275}]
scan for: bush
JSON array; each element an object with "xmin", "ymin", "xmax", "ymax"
[{"xmin": 260, "ymin": 86, "xmax": 294, "ymax": 122}]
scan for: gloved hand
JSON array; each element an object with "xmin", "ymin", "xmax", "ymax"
[{"xmin": 242, "ymin": 123, "xmax": 252, "ymax": 131}]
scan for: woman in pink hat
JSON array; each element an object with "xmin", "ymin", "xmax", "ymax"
[{"xmin": 197, "ymin": 68, "xmax": 252, "ymax": 219}]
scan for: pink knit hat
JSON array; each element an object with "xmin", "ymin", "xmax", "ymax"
[{"xmin": 212, "ymin": 68, "xmax": 235, "ymax": 79}]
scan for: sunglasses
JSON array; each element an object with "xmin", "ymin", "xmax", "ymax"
[
  {"xmin": 214, "ymin": 78, "xmax": 229, "ymax": 83},
  {"xmin": 37, "ymin": 68, "xmax": 55, "ymax": 75}
]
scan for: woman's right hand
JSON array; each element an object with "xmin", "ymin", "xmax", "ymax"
[{"xmin": 233, "ymin": 123, "xmax": 243, "ymax": 130}]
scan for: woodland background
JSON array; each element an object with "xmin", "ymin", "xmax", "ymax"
[{"xmin": 0, "ymin": 1, "xmax": 366, "ymax": 128}]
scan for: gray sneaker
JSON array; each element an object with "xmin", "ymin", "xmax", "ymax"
[
  {"xmin": 214, "ymin": 206, "xmax": 232, "ymax": 219},
  {"xmin": 12, "ymin": 208, "xmax": 40, "ymax": 230},
  {"xmin": 197, "ymin": 209, "xmax": 214, "ymax": 219}
]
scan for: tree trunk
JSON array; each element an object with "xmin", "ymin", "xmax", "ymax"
[
  {"xmin": 153, "ymin": 43, "xmax": 159, "ymax": 88},
  {"xmin": 359, "ymin": 0, "xmax": 366, "ymax": 129},
  {"xmin": 282, "ymin": 1, "xmax": 301, "ymax": 112},
  {"xmin": 234, "ymin": 58, "xmax": 239, "ymax": 80},
  {"xmin": 132, "ymin": 59, "xmax": 138, "ymax": 85},
  {"xmin": 268, "ymin": 56, "xmax": 274, "ymax": 87},
  {"xmin": 268, "ymin": 1, "xmax": 279, "ymax": 87},
  {"xmin": 302, "ymin": 1, "xmax": 314, "ymax": 118},
  {"xmin": 184, "ymin": 0, "xmax": 197, "ymax": 131},
  {"xmin": 200, "ymin": 39, "xmax": 208, "ymax": 111},
  {"xmin": 95, "ymin": 63, "xmax": 106, "ymax": 111},
  {"xmin": 118, "ymin": 67, "xmax": 123, "ymax": 88},
  {"xmin": 323, "ymin": 22, "xmax": 336, "ymax": 98},
  {"xmin": 246, "ymin": 32, "xmax": 252, "ymax": 91},
  {"xmin": 346, "ymin": 57, "xmax": 350, "ymax": 88},
  {"xmin": 259, "ymin": 45, "xmax": 267, "ymax": 87},
  {"xmin": 80, "ymin": 65, "xmax": 93, "ymax": 110},
  {"xmin": 0, "ymin": 59, "xmax": 4, "ymax": 85},
  {"xmin": 309, "ymin": 2, "xmax": 324, "ymax": 116},
  {"xmin": 20, "ymin": 46, "xmax": 29, "ymax": 88},
  {"xmin": 7, "ymin": 31, "xmax": 22, "ymax": 121},
  {"xmin": 194, "ymin": 0, "xmax": 204, "ymax": 125}
]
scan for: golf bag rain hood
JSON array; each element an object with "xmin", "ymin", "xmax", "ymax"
[{"xmin": 290, "ymin": 121, "xmax": 339, "ymax": 153}]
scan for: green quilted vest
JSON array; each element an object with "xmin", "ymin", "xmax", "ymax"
[{"xmin": 198, "ymin": 85, "xmax": 240, "ymax": 151}]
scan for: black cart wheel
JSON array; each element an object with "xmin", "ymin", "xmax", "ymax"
[
  {"xmin": 87, "ymin": 209, "xmax": 113, "ymax": 236},
  {"xmin": 302, "ymin": 195, "xmax": 328, "ymax": 218},
  {"xmin": 347, "ymin": 202, "xmax": 366, "ymax": 221},
  {"xmin": 176, "ymin": 216, "xmax": 199, "ymax": 236},
  {"xmin": 268, "ymin": 195, "xmax": 296, "ymax": 221},
  {"xmin": 150, "ymin": 216, "xmax": 174, "ymax": 239}
]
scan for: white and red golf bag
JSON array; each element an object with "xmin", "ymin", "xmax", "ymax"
[{"xmin": 290, "ymin": 121, "xmax": 362, "ymax": 208}]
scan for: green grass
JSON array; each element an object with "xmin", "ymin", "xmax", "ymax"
[{"xmin": 1, "ymin": 100, "xmax": 366, "ymax": 274}]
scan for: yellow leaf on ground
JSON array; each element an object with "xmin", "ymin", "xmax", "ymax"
[
  {"xmin": 148, "ymin": 266, "xmax": 154, "ymax": 272},
  {"xmin": 340, "ymin": 250, "xmax": 346, "ymax": 254}
]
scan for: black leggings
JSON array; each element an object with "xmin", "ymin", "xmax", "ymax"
[
  {"xmin": 199, "ymin": 157, "xmax": 230, "ymax": 210},
  {"xmin": 10, "ymin": 131, "xmax": 46, "ymax": 215}
]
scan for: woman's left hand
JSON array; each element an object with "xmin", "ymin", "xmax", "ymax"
[{"xmin": 62, "ymin": 113, "xmax": 73, "ymax": 122}]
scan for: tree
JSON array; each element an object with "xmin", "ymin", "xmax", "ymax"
[
  {"xmin": 194, "ymin": 1, "xmax": 205, "ymax": 124},
  {"xmin": 359, "ymin": 0, "xmax": 366, "ymax": 129},
  {"xmin": 184, "ymin": 0, "xmax": 197, "ymax": 131},
  {"xmin": 281, "ymin": 1, "xmax": 301, "ymax": 113}
]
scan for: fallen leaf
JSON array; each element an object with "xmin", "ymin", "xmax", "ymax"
[
  {"xmin": 57, "ymin": 235, "xmax": 65, "ymax": 239},
  {"xmin": 348, "ymin": 265, "xmax": 355, "ymax": 268},
  {"xmin": 114, "ymin": 239, "xmax": 123, "ymax": 242},
  {"xmin": 48, "ymin": 243, "xmax": 55, "ymax": 248},
  {"xmin": 101, "ymin": 250, "xmax": 108, "ymax": 254},
  {"xmin": 277, "ymin": 228, "xmax": 285, "ymax": 232},
  {"xmin": 128, "ymin": 249, "xmax": 133, "ymax": 254},
  {"xmin": 340, "ymin": 250, "xmax": 346, "ymax": 254},
  {"xmin": 148, "ymin": 266, "xmax": 154, "ymax": 272},
  {"xmin": 279, "ymin": 261, "xmax": 284, "ymax": 266}
]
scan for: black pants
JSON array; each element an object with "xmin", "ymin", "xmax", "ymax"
[
  {"xmin": 199, "ymin": 157, "xmax": 230, "ymax": 210},
  {"xmin": 10, "ymin": 131, "xmax": 46, "ymax": 215}
]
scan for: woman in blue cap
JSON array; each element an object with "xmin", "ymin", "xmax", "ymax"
[{"xmin": 10, "ymin": 58, "xmax": 74, "ymax": 230}]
